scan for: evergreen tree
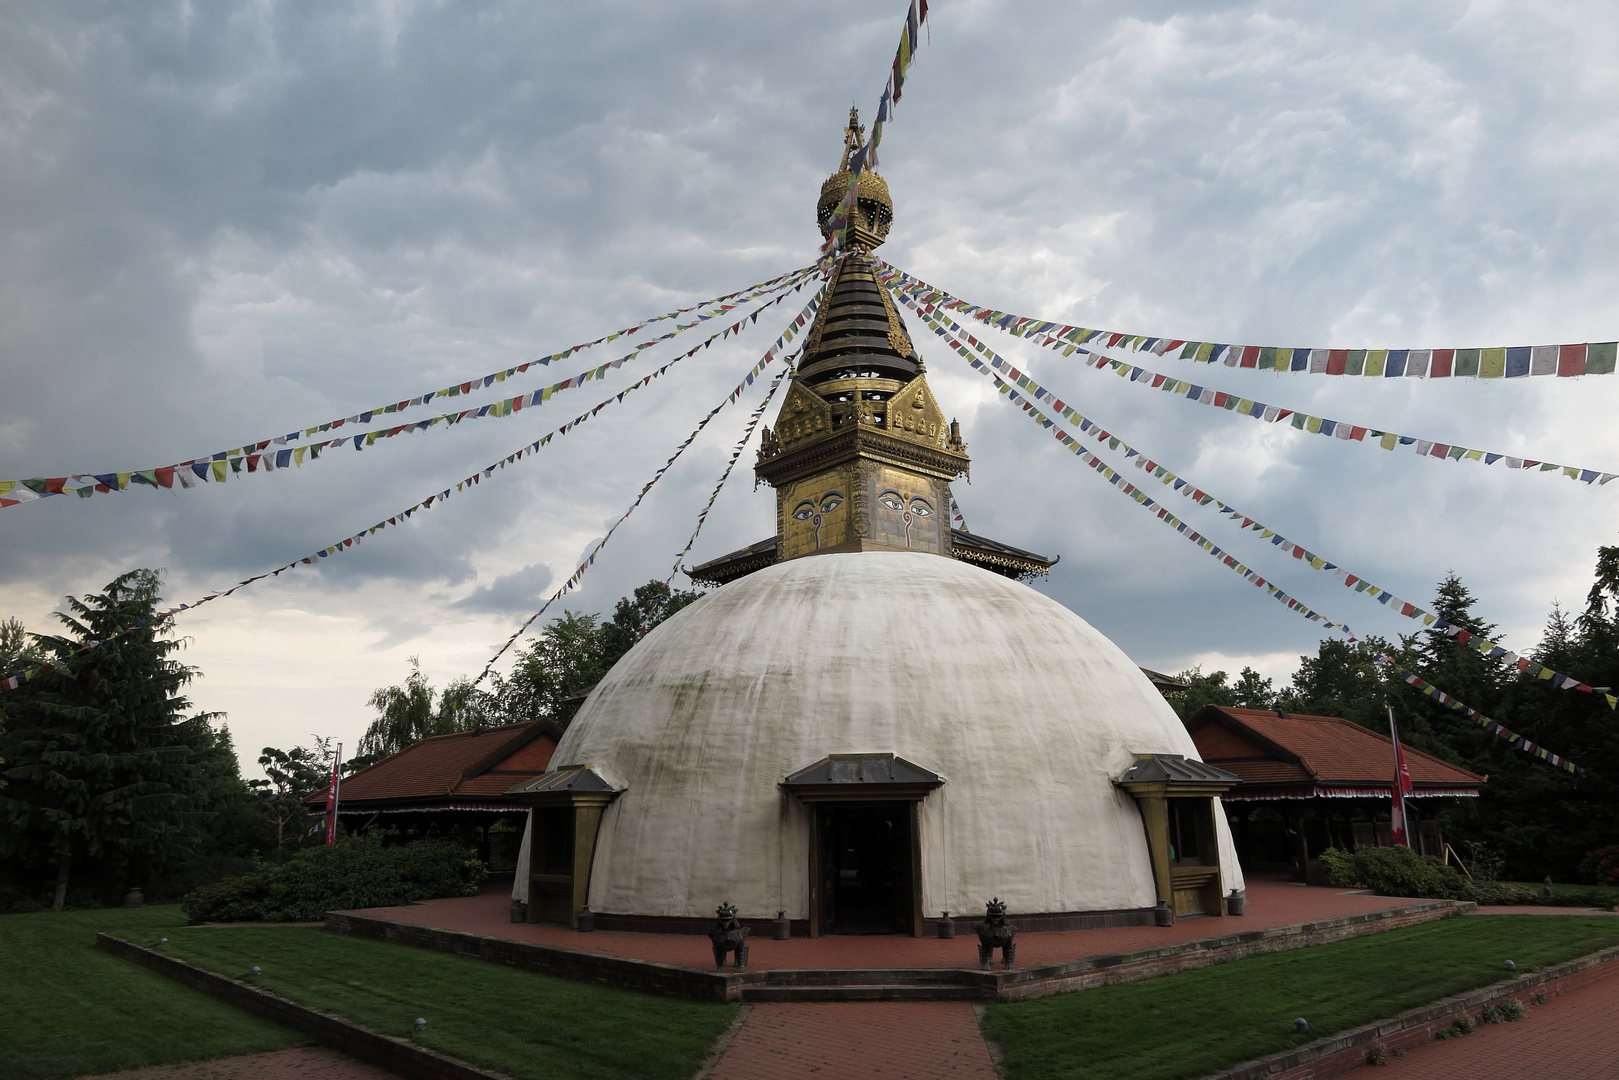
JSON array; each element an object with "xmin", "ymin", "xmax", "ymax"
[
  {"xmin": 1273, "ymin": 636, "xmax": 1396, "ymax": 729},
  {"xmin": 600, "ymin": 580, "xmax": 701, "ymax": 668},
  {"xmin": 0, "ymin": 571, "xmax": 221, "ymax": 909}
]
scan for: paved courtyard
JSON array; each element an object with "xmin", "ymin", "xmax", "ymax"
[{"xmin": 348, "ymin": 875, "xmax": 1428, "ymax": 972}]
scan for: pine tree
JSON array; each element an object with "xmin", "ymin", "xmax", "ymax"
[{"xmin": 0, "ymin": 571, "xmax": 219, "ymax": 909}]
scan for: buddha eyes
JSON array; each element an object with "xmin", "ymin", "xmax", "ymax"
[
  {"xmin": 879, "ymin": 492, "xmax": 904, "ymax": 512},
  {"xmin": 909, "ymin": 499, "xmax": 933, "ymax": 517},
  {"xmin": 794, "ymin": 492, "xmax": 844, "ymax": 521}
]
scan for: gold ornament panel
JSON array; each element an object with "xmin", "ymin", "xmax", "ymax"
[
  {"xmin": 863, "ymin": 465, "xmax": 947, "ymax": 554},
  {"xmin": 782, "ymin": 468, "xmax": 853, "ymax": 559},
  {"xmin": 883, "ymin": 375, "xmax": 946, "ymax": 448},
  {"xmin": 776, "ymin": 380, "xmax": 833, "ymax": 450}
]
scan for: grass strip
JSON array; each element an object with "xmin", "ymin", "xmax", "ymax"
[
  {"xmin": 1509, "ymin": 882, "xmax": 1619, "ymax": 909},
  {"xmin": 153, "ymin": 920, "xmax": 738, "ymax": 1080},
  {"xmin": 981, "ymin": 914, "xmax": 1619, "ymax": 1080},
  {"xmin": 0, "ymin": 906, "xmax": 306, "ymax": 1080}
]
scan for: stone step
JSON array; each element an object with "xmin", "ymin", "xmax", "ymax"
[{"xmin": 741, "ymin": 982, "xmax": 983, "ymax": 1003}]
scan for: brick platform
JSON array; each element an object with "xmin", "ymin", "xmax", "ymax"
[
  {"xmin": 707, "ymin": 1002, "xmax": 996, "ymax": 1079},
  {"xmin": 327, "ymin": 880, "xmax": 1469, "ymax": 1002},
  {"xmin": 341, "ymin": 878, "xmax": 1427, "ymax": 973}
]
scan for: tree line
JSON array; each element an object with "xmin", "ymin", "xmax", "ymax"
[
  {"xmin": 1171, "ymin": 544, "xmax": 1619, "ymax": 882},
  {"xmin": 0, "ymin": 572, "xmax": 698, "ymax": 912}
]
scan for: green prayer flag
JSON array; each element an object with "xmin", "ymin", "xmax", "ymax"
[
  {"xmin": 1455, "ymin": 349, "xmax": 1481, "ymax": 377},
  {"xmin": 1587, "ymin": 342, "xmax": 1617, "ymax": 375},
  {"xmin": 1345, "ymin": 350, "xmax": 1367, "ymax": 376}
]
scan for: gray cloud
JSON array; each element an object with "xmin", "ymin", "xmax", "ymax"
[
  {"xmin": 2, "ymin": 1, "xmax": 1616, "ymax": 771},
  {"xmin": 452, "ymin": 562, "xmax": 556, "ymax": 615}
]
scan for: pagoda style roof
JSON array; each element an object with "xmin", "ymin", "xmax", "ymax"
[
  {"xmin": 308, "ymin": 719, "xmax": 562, "ymax": 813},
  {"xmin": 1186, "ymin": 705, "xmax": 1484, "ymax": 800},
  {"xmin": 687, "ymin": 528, "xmax": 1055, "ymax": 586}
]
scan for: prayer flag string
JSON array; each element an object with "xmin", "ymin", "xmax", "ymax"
[
  {"xmin": 455, "ymin": 288, "xmax": 827, "ymax": 700},
  {"xmin": 0, "ymin": 264, "xmax": 820, "ymax": 510},
  {"xmin": 876, "ymin": 263, "xmax": 1619, "ymax": 382},
  {"xmin": 0, "ymin": 292, "xmax": 825, "ymax": 694},
  {"xmin": 880, "ymin": 266, "xmax": 1616, "ymax": 487},
  {"xmin": 665, "ymin": 366, "xmax": 791, "ymax": 585},
  {"xmin": 887, "ymin": 277, "xmax": 1619, "ymax": 718},
  {"xmin": 930, "ymin": 307, "xmax": 1588, "ymax": 775}
]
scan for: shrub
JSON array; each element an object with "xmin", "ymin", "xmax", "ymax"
[
  {"xmin": 1348, "ymin": 845, "xmax": 1472, "ymax": 900},
  {"xmin": 1451, "ymin": 1014, "xmax": 1474, "ymax": 1035},
  {"xmin": 1319, "ymin": 845, "xmax": 1535, "ymax": 905},
  {"xmin": 1578, "ymin": 845, "xmax": 1619, "ymax": 887},
  {"xmin": 1500, "ymin": 999, "xmax": 1525, "ymax": 1021},
  {"xmin": 1466, "ymin": 880, "xmax": 1538, "ymax": 906},
  {"xmin": 183, "ymin": 834, "xmax": 486, "ymax": 924},
  {"xmin": 1318, "ymin": 847, "xmax": 1359, "ymax": 888}
]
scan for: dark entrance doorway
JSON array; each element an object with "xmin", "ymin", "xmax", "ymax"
[{"xmin": 815, "ymin": 801, "xmax": 914, "ymax": 935}]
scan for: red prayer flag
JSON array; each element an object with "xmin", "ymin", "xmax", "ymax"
[
  {"xmin": 1431, "ymin": 349, "xmax": 1454, "ymax": 378},
  {"xmin": 324, "ymin": 745, "xmax": 343, "ymax": 845},
  {"xmin": 1326, "ymin": 349, "xmax": 1348, "ymax": 375},
  {"xmin": 1558, "ymin": 343, "xmax": 1587, "ymax": 377},
  {"xmin": 1388, "ymin": 707, "xmax": 1414, "ymax": 847}
]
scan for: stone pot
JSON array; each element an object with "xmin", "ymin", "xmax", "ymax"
[
  {"xmin": 1152, "ymin": 899, "xmax": 1173, "ymax": 927},
  {"xmin": 576, "ymin": 906, "xmax": 595, "ymax": 932},
  {"xmin": 772, "ymin": 911, "xmax": 792, "ymax": 940},
  {"xmin": 122, "ymin": 886, "xmax": 144, "ymax": 909},
  {"xmin": 937, "ymin": 912, "xmax": 956, "ymax": 939},
  {"xmin": 510, "ymin": 900, "xmax": 528, "ymax": 923},
  {"xmin": 1225, "ymin": 889, "xmax": 1247, "ymax": 916}
]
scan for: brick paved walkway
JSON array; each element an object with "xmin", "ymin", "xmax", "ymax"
[
  {"xmin": 1341, "ymin": 961, "xmax": 1619, "ymax": 1078},
  {"xmin": 707, "ymin": 1002, "xmax": 996, "ymax": 1079},
  {"xmin": 76, "ymin": 1047, "xmax": 398, "ymax": 1080},
  {"xmin": 338, "ymin": 877, "xmax": 1424, "ymax": 972}
]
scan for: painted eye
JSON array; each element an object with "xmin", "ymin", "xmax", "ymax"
[
  {"xmin": 820, "ymin": 494, "xmax": 843, "ymax": 513},
  {"xmin": 879, "ymin": 495, "xmax": 903, "ymax": 512},
  {"xmin": 909, "ymin": 499, "xmax": 933, "ymax": 517},
  {"xmin": 792, "ymin": 501, "xmax": 815, "ymax": 521}
]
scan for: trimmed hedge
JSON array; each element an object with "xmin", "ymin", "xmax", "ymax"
[
  {"xmin": 183, "ymin": 834, "xmax": 486, "ymax": 923},
  {"xmin": 1319, "ymin": 845, "xmax": 1536, "ymax": 905}
]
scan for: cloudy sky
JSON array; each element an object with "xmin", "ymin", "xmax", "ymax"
[{"xmin": 3, "ymin": 1, "xmax": 1617, "ymax": 775}]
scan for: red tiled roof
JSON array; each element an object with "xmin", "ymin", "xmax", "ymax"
[
  {"xmin": 305, "ymin": 720, "xmax": 561, "ymax": 809},
  {"xmin": 1188, "ymin": 705, "xmax": 1484, "ymax": 795}
]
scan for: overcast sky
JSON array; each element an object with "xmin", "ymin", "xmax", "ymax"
[{"xmin": 3, "ymin": 1, "xmax": 1616, "ymax": 776}]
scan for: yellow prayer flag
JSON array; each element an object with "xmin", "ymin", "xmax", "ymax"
[
  {"xmin": 211, "ymin": 461, "xmax": 226, "ymax": 483},
  {"xmin": 1309, "ymin": 556, "xmax": 1326, "ymax": 569},
  {"xmin": 293, "ymin": 447, "xmax": 307, "ymax": 465},
  {"xmin": 1464, "ymin": 449, "xmax": 1484, "ymax": 461},
  {"xmin": 1379, "ymin": 433, "xmax": 1398, "ymax": 451},
  {"xmin": 1364, "ymin": 350, "xmax": 1388, "ymax": 377},
  {"xmin": 1480, "ymin": 348, "xmax": 1506, "ymax": 378},
  {"xmin": 1306, "ymin": 416, "xmax": 1323, "ymax": 434},
  {"xmin": 117, "ymin": 472, "xmax": 132, "ymax": 490}
]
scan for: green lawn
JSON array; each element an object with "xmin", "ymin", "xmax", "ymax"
[
  {"xmin": 0, "ymin": 906, "xmax": 307, "ymax": 1080},
  {"xmin": 154, "ymin": 922, "xmax": 739, "ymax": 1080},
  {"xmin": 981, "ymin": 914, "xmax": 1619, "ymax": 1080}
]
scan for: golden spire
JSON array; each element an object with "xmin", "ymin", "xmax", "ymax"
[{"xmin": 816, "ymin": 107, "xmax": 894, "ymax": 251}]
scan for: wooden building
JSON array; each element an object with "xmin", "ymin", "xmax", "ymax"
[
  {"xmin": 1185, "ymin": 705, "xmax": 1485, "ymax": 879},
  {"xmin": 306, "ymin": 720, "xmax": 562, "ymax": 869}
]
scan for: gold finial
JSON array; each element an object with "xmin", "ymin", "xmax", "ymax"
[
  {"xmin": 818, "ymin": 111, "xmax": 894, "ymax": 248},
  {"xmin": 839, "ymin": 106, "xmax": 867, "ymax": 171}
]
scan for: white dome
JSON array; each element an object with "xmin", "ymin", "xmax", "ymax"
[{"xmin": 553, "ymin": 551, "xmax": 1241, "ymax": 923}]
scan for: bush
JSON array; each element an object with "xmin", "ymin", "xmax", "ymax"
[
  {"xmin": 182, "ymin": 834, "xmax": 486, "ymax": 923},
  {"xmin": 1317, "ymin": 845, "xmax": 1536, "ymax": 905},
  {"xmin": 1466, "ymin": 880, "xmax": 1537, "ymax": 906},
  {"xmin": 1578, "ymin": 845, "xmax": 1619, "ymax": 887},
  {"xmin": 1319, "ymin": 847, "xmax": 1358, "ymax": 888}
]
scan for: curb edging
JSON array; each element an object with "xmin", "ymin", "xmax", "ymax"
[
  {"xmin": 1199, "ymin": 943, "xmax": 1619, "ymax": 1080},
  {"xmin": 96, "ymin": 933, "xmax": 514, "ymax": 1080}
]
